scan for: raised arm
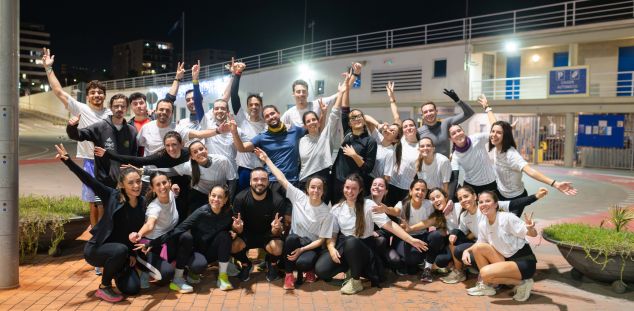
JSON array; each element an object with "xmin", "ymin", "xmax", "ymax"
[
  {"xmin": 228, "ymin": 59, "xmax": 246, "ymax": 115},
  {"xmin": 443, "ymin": 89, "xmax": 475, "ymax": 125},
  {"xmin": 505, "ymin": 187, "xmax": 547, "ymax": 217},
  {"xmin": 95, "ymin": 146, "xmax": 164, "ymax": 167},
  {"xmin": 66, "ymin": 115, "xmax": 98, "ymax": 143},
  {"xmin": 254, "ymin": 148, "xmax": 288, "ymax": 189},
  {"xmin": 386, "ymin": 81, "xmax": 402, "ymax": 125},
  {"xmin": 41, "ymin": 48, "xmax": 71, "ymax": 108},
  {"xmin": 55, "ymin": 144, "xmax": 112, "ymax": 201},
  {"xmin": 164, "ymin": 62, "xmax": 185, "ymax": 102},
  {"xmin": 191, "ymin": 60, "xmax": 205, "ymax": 122},
  {"xmin": 477, "ymin": 95, "xmax": 497, "ymax": 124}
]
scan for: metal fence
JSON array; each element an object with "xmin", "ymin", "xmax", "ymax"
[{"xmin": 100, "ymin": 0, "xmax": 634, "ymax": 91}]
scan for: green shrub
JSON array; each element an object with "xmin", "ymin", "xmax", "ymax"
[{"xmin": 19, "ymin": 195, "xmax": 88, "ymax": 262}]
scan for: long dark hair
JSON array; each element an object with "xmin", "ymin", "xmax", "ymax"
[
  {"xmin": 488, "ymin": 121, "xmax": 516, "ymax": 153},
  {"xmin": 145, "ymin": 171, "xmax": 170, "ymax": 207},
  {"xmin": 188, "ymin": 141, "xmax": 208, "ymax": 187},
  {"xmin": 394, "ymin": 119, "xmax": 419, "ymax": 172},
  {"xmin": 415, "ymin": 136, "xmax": 435, "ymax": 172},
  {"xmin": 157, "ymin": 131, "xmax": 183, "ymax": 158},
  {"xmin": 341, "ymin": 174, "xmax": 367, "ymax": 237},
  {"xmin": 117, "ymin": 167, "xmax": 142, "ymax": 204},
  {"xmin": 456, "ymin": 185, "xmax": 476, "ymax": 225},
  {"xmin": 402, "ymin": 179, "xmax": 428, "ymax": 222},
  {"xmin": 428, "ymin": 187, "xmax": 448, "ymax": 230}
]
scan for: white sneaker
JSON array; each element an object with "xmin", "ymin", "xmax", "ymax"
[
  {"xmin": 513, "ymin": 278, "xmax": 534, "ymax": 302},
  {"xmin": 340, "ymin": 278, "xmax": 364, "ymax": 295},
  {"xmin": 170, "ymin": 277, "xmax": 194, "ymax": 293},
  {"xmin": 440, "ymin": 270, "xmax": 466, "ymax": 284},
  {"xmin": 467, "ymin": 281, "xmax": 496, "ymax": 296}
]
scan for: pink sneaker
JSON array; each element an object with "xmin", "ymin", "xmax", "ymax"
[
  {"xmin": 95, "ymin": 286, "xmax": 124, "ymax": 303},
  {"xmin": 304, "ymin": 271, "xmax": 317, "ymax": 283},
  {"xmin": 283, "ymin": 273, "xmax": 296, "ymax": 290}
]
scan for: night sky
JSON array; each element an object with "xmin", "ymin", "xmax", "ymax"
[{"xmin": 21, "ymin": 0, "xmax": 568, "ymax": 71}]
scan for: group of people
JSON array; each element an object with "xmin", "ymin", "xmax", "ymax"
[{"xmin": 41, "ymin": 47, "xmax": 577, "ymax": 303}]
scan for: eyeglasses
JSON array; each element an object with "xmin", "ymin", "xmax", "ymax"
[{"xmin": 349, "ymin": 114, "xmax": 363, "ymax": 121}]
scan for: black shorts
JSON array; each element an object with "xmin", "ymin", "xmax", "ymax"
[
  {"xmin": 505, "ymin": 243, "xmax": 537, "ymax": 279},
  {"xmin": 242, "ymin": 233, "xmax": 282, "ymax": 249}
]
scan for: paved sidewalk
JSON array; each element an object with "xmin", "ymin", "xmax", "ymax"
[{"xmin": 3, "ymin": 164, "xmax": 633, "ymax": 310}]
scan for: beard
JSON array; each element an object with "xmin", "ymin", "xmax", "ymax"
[{"xmin": 251, "ymin": 184, "xmax": 268, "ymax": 196}]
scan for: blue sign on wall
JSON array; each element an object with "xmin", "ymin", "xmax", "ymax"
[
  {"xmin": 548, "ymin": 66, "xmax": 588, "ymax": 96},
  {"xmin": 577, "ymin": 114, "xmax": 625, "ymax": 148}
]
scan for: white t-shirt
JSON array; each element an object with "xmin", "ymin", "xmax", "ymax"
[
  {"xmin": 444, "ymin": 202, "xmax": 463, "ymax": 231},
  {"xmin": 385, "ymin": 137, "xmax": 420, "ymax": 189},
  {"xmin": 396, "ymin": 200, "xmax": 434, "ymax": 235},
  {"xmin": 66, "ymin": 95, "xmax": 112, "ymax": 159},
  {"xmin": 416, "ymin": 153, "xmax": 452, "ymax": 189},
  {"xmin": 145, "ymin": 191, "xmax": 179, "ymax": 240},
  {"xmin": 137, "ymin": 120, "xmax": 192, "ymax": 156},
  {"xmin": 493, "ymin": 147, "xmax": 528, "ymax": 198},
  {"xmin": 450, "ymin": 132, "xmax": 496, "ymax": 186},
  {"xmin": 172, "ymin": 154, "xmax": 237, "ymax": 194},
  {"xmin": 200, "ymin": 113, "xmax": 249, "ymax": 172},
  {"xmin": 281, "ymin": 94, "xmax": 338, "ymax": 128},
  {"xmin": 331, "ymin": 199, "xmax": 389, "ymax": 239},
  {"xmin": 286, "ymin": 184, "xmax": 333, "ymax": 241},
  {"xmin": 370, "ymin": 130, "xmax": 394, "ymax": 179},
  {"xmin": 235, "ymin": 111, "xmax": 266, "ymax": 169},
  {"xmin": 476, "ymin": 211, "xmax": 528, "ymax": 258},
  {"xmin": 299, "ymin": 107, "xmax": 340, "ymax": 181}
]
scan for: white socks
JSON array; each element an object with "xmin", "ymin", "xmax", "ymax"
[{"xmin": 219, "ymin": 262, "xmax": 228, "ymax": 274}]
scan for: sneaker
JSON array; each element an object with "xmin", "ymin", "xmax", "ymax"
[
  {"xmin": 139, "ymin": 271, "xmax": 150, "ymax": 289},
  {"xmin": 440, "ymin": 270, "xmax": 466, "ymax": 284},
  {"xmin": 513, "ymin": 278, "xmax": 534, "ymax": 302},
  {"xmin": 95, "ymin": 267, "xmax": 103, "ymax": 276},
  {"xmin": 467, "ymin": 281, "xmax": 496, "ymax": 296},
  {"xmin": 283, "ymin": 273, "xmax": 296, "ymax": 290},
  {"xmin": 435, "ymin": 267, "xmax": 449, "ymax": 275},
  {"xmin": 304, "ymin": 271, "xmax": 317, "ymax": 283},
  {"xmin": 169, "ymin": 277, "xmax": 194, "ymax": 294},
  {"xmin": 265, "ymin": 261, "xmax": 280, "ymax": 282},
  {"xmin": 238, "ymin": 264, "xmax": 253, "ymax": 282},
  {"xmin": 394, "ymin": 267, "xmax": 408, "ymax": 276},
  {"xmin": 186, "ymin": 271, "xmax": 201, "ymax": 284},
  {"xmin": 217, "ymin": 273, "xmax": 233, "ymax": 291},
  {"xmin": 227, "ymin": 261, "xmax": 241, "ymax": 277},
  {"xmin": 420, "ymin": 268, "xmax": 433, "ymax": 283},
  {"xmin": 95, "ymin": 286, "xmax": 124, "ymax": 303},
  {"xmin": 340, "ymin": 278, "xmax": 364, "ymax": 295}
]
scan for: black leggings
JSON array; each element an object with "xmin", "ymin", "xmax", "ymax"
[
  {"xmin": 84, "ymin": 242, "xmax": 140, "ymax": 295},
  {"xmin": 283, "ymin": 234, "xmax": 319, "ymax": 272},
  {"xmin": 388, "ymin": 230, "xmax": 446, "ymax": 270},
  {"xmin": 385, "ymin": 184, "xmax": 409, "ymax": 207},
  {"xmin": 463, "ymin": 180, "xmax": 497, "ymax": 197},
  {"xmin": 496, "ymin": 189, "xmax": 528, "ymax": 202},
  {"xmin": 188, "ymin": 189, "xmax": 209, "ymax": 215},
  {"xmin": 447, "ymin": 229, "xmax": 475, "ymax": 267},
  {"xmin": 315, "ymin": 236, "xmax": 373, "ymax": 280}
]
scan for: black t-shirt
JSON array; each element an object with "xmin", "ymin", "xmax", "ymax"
[{"xmin": 233, "ymin": 188, "xmax": 290, "ymax": 236}]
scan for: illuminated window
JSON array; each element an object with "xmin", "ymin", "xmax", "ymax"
[
  {"xmin": 157, "ymin": 43, "xmax": 170, "ymax": 50},
  {"xmin": 161, "ymin": 64, "xmax": 167, "ymax": 69},
  {"xmin": 22, "ymin": 73, "xmax": 26, "ymax": 79}
]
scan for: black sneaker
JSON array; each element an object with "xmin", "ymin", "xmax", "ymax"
[
  {"xmin": 238, "ymin": 264, "xmax": 253, "ymax": 282},
  {"xmin": 420, "ymin": 267, "xmax": 433, "ymax": 283},
  {"xmin": 265, "ymin": 261, "xmax": 280, "ymax": 282}
]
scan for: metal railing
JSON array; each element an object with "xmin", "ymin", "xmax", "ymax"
[
  {"xmin": 101, "ymin": 0, "xmax": 634, "ymax": 91},
  {"xmin": 470, "ymin": 71, "xmax": 634, "ymax": 100}
]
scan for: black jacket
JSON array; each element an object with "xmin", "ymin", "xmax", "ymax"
[
  {"xmin": 61, "ymin": 158, "xmax": 145, "ymax": 254},
  {"xmin": 67, "ymin": 116, "xmax": 138, "ymax": 188},
  {"xmin": 332, "ymin": 107, "xmax": 377, "ymax": 182}
]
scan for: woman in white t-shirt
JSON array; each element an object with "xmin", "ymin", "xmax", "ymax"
[
  {"xmin": 415, "ymin": 137, "xmax": 452, "ymax": 192},
  {"xmin": 448, "ymin": 125, "xmax": 497, "ymax": 195},
  {"xmin": 298, "ymin": 81, "xmax": 343, "ymax": 203},
  {"xmin": 384, "ymin": 179, "xmax": 434, "ymax": 275},
  {"xmin": 129, "ymin": 172, "xmax": 194, "ymax": 293},
  {"xmin": 461, "ymin": 191, "xmax": 539, "ymax": 302},
  {"xmin": 384, "ymin": 119, "xmax": 421, "ymax": 206},
  {"xmin": 255, "ymin": 148, "xmax": 333, "ymax": 290},
  {"xmin": 440, "ymin": 186, "xmax": 547, "ymax": 284},
  {"xmin": 315, "ymin": 174, "xmax": 428, "ymax": 295},
  {"xmin": 479, "ymin": 97, "xmax": 577, "ymax": 200}
]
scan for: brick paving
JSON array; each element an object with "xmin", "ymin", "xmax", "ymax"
[{"xmin": 3, "ymin": 164, "xmax": 633, "ymax": 310}]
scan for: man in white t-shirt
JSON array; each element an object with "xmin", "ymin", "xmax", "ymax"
[
  {"xmin": 280, "ymin": 79, "xmax": 337, "ymax": 128},
  {"xmin": 42, "ymin": 48, "xmax": 111, "ymax": 233}
]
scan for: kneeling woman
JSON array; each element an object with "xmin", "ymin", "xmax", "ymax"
[
  {"xmin": 141, "ymin": 185, "xmax": 242, "ymax": 291},
  {"xmin": 55, "ymin": 144, "xmax": 143, "ymax": 303},
  {"xmin": 462, "ymin": 191, "xmax": 538, "ymax": 302},
  {"xmin": 256, "ymin": 148, "xmax": 333, "ymax": 290},
  {"xmin": 315, "ymin": 174, "xmax": 428, "ymax": 295}
]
